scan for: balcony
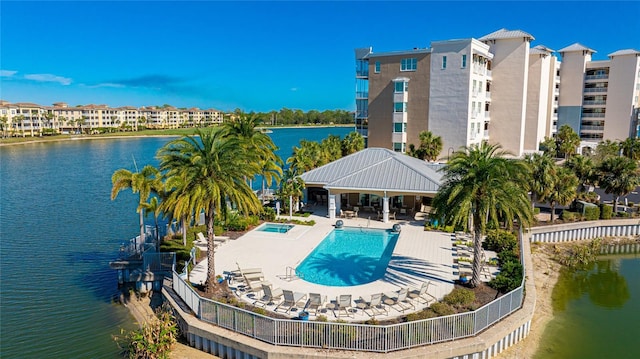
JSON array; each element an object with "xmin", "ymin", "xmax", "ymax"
[
  {"xmin": 485, "ymin": 111, "xmax": 491, "ymax": 119},
  {"xmin": 584, "ymin": 87, "xmax": 608, "ymax": 93},
  {"xmin": 583, "ymin": 100, "xmax": 606, "ymax": 106},
  {"xmin": 485, "ymin": 91, "xmax": 491, "ymax": 100},
  {"xmin": 580, "ymin": 125, "xmax": 605, "ymax": 131},
  {"xmin": 356, "ymin": 91, "xmax": 368, "ymax": 99},
  {"xmin": 483, "ymin": 130, "xmax": 489, "ymax": 139},
  {"xmin": 585, "ymin": 74, "xmax": 609, "ymax": 80},
  {"xmin": 582, "ymin": 113, "xmax": 606, "ymax": 118},
  {"xmin": 394, "ymin": 92, "xmax": 408, "ymax": 103}
]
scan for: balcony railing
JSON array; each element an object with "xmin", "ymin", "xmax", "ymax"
[
  {"xmin": 582, "ymin": 113, "xmax": 606, "ymax": 118},
  {"xmin": 584, "ymin": 87, "xmax": 608, "ymax": 93},
  {"xmin": 580, "ymin": 125, "xmax": 605, "ymax": 131},
  {"xmin": 582, "ymin": 100, "xmax": 606, "ymax": 106},
  {"xmin": 485, "ymin": 111, "xmax": 491, "ymax": 119},
  {"xmin": 585, "ymin": 74, "xmax": 609, "ymax": 80}
]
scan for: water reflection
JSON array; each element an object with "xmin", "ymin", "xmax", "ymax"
[{"xmin": 552, "ymin": 259, "xmax": 630, "ymax": 312}]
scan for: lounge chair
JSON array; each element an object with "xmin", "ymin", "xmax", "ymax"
[
  {"xmin": 254, "ymin": 284, "xmax": 284, "ymax": 307},
  {"xmin": 408, "ymin": 281, "xmax": 436, "ymax": 305},
  {"xmin": 305, "ymin": 293, "xmax": 326, "ymax": 316},
  {"xmin": 359, "ymin": 293, "xmax": 388, "ymax": 317},
  {"xmin": 384, "ymin": 288, "xmax": 414, "ymax": 313},
  {"xmin": 244, "ymin": 278, "xmax": 265, "ymax": 296},
  {"xmin": 335, "ymin": 294, "xmax": 354, "ymax": 318},
  {"xmin": 276, "ymin": 290, "xmax": 308, "ymax": 314}
]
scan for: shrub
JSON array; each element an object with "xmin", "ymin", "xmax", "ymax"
[
  {"xmin": 252, "ymin": 307, "xmax": 267, "ymax": 316},
  {"xmin": 483, "ymin": 229, "xmax": 518, "ymax": 253},
  {"xmin": 534, "ymin": 207, "xmax": 541, "ymax": 215},
  {"xmin": 430, "ymin": 302, "xmax": 456, "ymax": 316},
  {"xmin": 600, "ymin": 204, "xmax": 613, "ymax": 219},
  {"xmin": 406, "ymin": 309, "xmax": 437, "ymax": 321},
  {"xmin": 113, "ymin": 303, "xmax": 178, "ymax": 359},
  {"xmin": 315, "ymin": 315, "xmax": 328, "ymax": 322},
  {"xmin": 583, "ymin": 206, "xmax": 600, "ymax": 221},
  {"xmin": 617, "ymin": 211, "xmax": 630, "ymax": 218},
  {"xmin": 561, "ymin": 210, "xmax": 580, "ymax": 221},
  {"xmin": 489, "ymin": 260, "xmax": 523, "ymax": 293},
  {"xmin": 443, "ymin": 225, "xmax": 455, "ymax": 233},
  {"xmin": 260, "ymin": 207, "xmax": 277, "ymax": 222},
  {"xmin": 443, "ymin": 288, "xmax": 475, "ymax": 307},
  {"xmin": 497, "ymin": 250, "xmax": 519, "ymax": 265}
]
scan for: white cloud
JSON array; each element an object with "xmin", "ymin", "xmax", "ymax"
[
  {"xmin": 290, "ymin": 87, "xmax": 298, "ymax": 92},
  {"xmin": 0, "ymin": 70, "xmax": 17, "ymax": 77},
  {"xmin": 24, "ymin": 73, "xmax": 72, "ymax": 85},
  {"xmin": 85, "ymin": 82, "xmax": 126, "ymax": 89}
]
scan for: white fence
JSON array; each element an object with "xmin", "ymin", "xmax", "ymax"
[{"xmin": 529, "ymin": 219, "xmax": 640, "ymax": 243}]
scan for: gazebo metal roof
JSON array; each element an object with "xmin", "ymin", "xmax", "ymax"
[{"xmin": 300, "ymin": 148, "xmax": 443, "ymax": 197}]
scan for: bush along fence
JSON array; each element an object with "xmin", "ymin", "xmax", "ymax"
[{"xmin": 528, "ymin": 219, "xmax": 640, "ymax": 243}]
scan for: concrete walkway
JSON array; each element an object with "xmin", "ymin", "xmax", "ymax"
[{"xmin": 187, "ymin": 205, "xmax": 457, "ymax": 321}]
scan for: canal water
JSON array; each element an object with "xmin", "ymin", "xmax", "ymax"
[
  {"xmin": 0, "ymin": 127, "xmax": 352, "ymax": 358},
  {"xmin": 533, "ymin": 256, "xmax": 640, "ymax": 359}
]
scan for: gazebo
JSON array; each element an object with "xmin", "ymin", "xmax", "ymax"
[{"xmin": 300, "ymin": 148, "xmax": 443, "ymax": 222}]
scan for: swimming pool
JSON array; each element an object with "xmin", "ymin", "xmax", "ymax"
[
  {"xmin": 296, "ymin": 227, "xmax": 400, "ymax": 286},
  {"xmin": 256, "ymin": 223, "xmax": 295, "ymax": 233}
]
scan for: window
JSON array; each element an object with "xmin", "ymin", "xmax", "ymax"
[
  {"xmin": 393, "ymin": 122, "xmax": 406, "ymax": 133},
  {"xmin": 442, "ymin": 56, "xmax": 447, "ymax": 69},
  {"xmin": 401, "ymin": 58, "xmax": 417, "ymax": 71},
  {"xmin": 375, "ymin": 61, "xmax": 380, "ymax": 73},
  {"xmin": 394, "ymin": 102, "xmax": 407, "ymax": 113},
  {"xmin": 393, "ymin": 142, "xmax": 405, "ymax": 152},
  {"xmin": 462, "ymin": 54, "xmax": 467, "ymax": 68},
  {"xmin": 394, "ymin": 81, "xmax": 408, "ymax": 93}
]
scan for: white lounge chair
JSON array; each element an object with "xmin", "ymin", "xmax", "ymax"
[
  {"xmin": 276, "ymin": 290, "xmax": 308, "ymax": 314},
  {"xmin": 335, "ymin": 294, "xmax": 354, "ymax": 318},
  {"xmin": 360, "ymin": 293, "xmax": 388, "ymax": 317},
  {"xmin": 408, "ymin": 281, "xmax": 436, "ymax": 305},
  {"xmin": 254, "ymin": 284, "xmax": 284, "ymax": 307},
  {"xmin": 305, "ymin": 293, "xmax": 326, "ymax": 316},
  {"xmin": 384, "ymin": 288, "xmax": 414, "ymax": 313}
]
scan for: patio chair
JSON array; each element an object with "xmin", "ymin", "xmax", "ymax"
[
  {"xmin": 340, "ymin": 209, "xmax": 346, "ymax": 218},
  {"xmin": 254, "ymin": 283, "xmax": 284, "ymax": 307},
  {"xmin": 353, "ymin": 206, "xmax": 359, "ymax": 218},
  {"xmin": 276, "ymin": 290, "xmax": 308, "ymax": 314},
  {"xmin": 389, "ymin": 211, "xmax": 396, "ymax": 220},
  {"xmin": 385, "ymin": 288, "xmax": 414, "ymax": 313},
  {"xmin": 408, "ymin": 281, "xmax": 436, "ymax": 305},
  {"xmin": 335, "ymin": 294, "xmax": 354, "ymax": 318},
  {"xmin": 305, "ymin": 293, "xmax": 326, "ymax": 316},
  {"xmin": 244, "ymin": 278, "xmax": 265, "ymax": 296},
  {"xmin": 359, "ymin": 293, "xmax": 388, "ymax": 317}
]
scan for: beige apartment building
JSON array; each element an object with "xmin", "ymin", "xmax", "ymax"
[
  {"xmin": 0, "ymin": 100, "xmax": 225, "ymax": 136},
  {"xmin": 356, "ymin": 28, "xmax": 639, "ymax": 158}
]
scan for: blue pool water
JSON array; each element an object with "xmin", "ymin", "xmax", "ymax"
[
  {"xmin": 257, "ymin": 223, "xmax": 295, "ymax": 233},
  {"xmin": 296, "ymin": 227, "xmax": 399, "ymax": 286}
]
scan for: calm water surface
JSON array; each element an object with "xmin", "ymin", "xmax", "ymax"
[
  {"xmin": 533, "ymin": 256, "xmax": 640, "ymax": 359},
  {"xmin": 0, "ymin": 127, "xmax": 352, "ymax": 358}
]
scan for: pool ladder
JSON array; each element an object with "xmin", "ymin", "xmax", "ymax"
[{"xmin": 283, "ymin": 266, "xmax": 304, "ymax": 282}]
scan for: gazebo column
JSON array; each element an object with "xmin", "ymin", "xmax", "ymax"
[
  {"xmin": 328, "ymin": 190, "xmax": 336, "ymax": 220},
  {"xmin": 382, "ymin": 194, "xmax": 389, "ymax": 223}
]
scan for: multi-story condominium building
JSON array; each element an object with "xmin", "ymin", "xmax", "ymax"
[
  {"xmin": 0, "ymin": 100, "xmax": 225, "ymax": 136},
  {"xmin": 356, "ymin": 28, "xmax": 639, "ymax": 158}
]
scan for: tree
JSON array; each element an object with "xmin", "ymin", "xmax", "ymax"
[
  {"xmin": 111, "ymin": 164, "xmax": 163, "ymax": 254},
  {"xmin": 565, "ymin": 155, "xmax": 596, "ymax": 192},
  {"xmin": 277, "ymin": 167, "xmax": 305, "ymax": 212},
  {"xmin": 287, "ymin": 140, "xmax": 324, "ymax": 174},
  {"xmin": 412, "ymin": 131, "xmax": 443, "ymax": 162},
  {"xmin": 598, "ymin": 156, "xmax": 640, "ymax": 213},
  {"xmin": 320, "ymin": 135, "xmax": 343, "ymax": 163},
  {"xmin": 524, "ymin": 153, "xmax": 555, "ymax": 209},
  {"xmin": 542, "ymin": 166, "xmax": 578, "ymax": 222},
  {"xmin": 432, "ymin": 142, "xmax": 533, "ymax": 287},
  {"xmin": 158, "ymin": 128, "xmax": 263, "ymax": 292},
  {"xmin": 620, "ymin": 137, "xmax": 640, "ymax": 161},
  {"xmin": 142, "ymin": 196, "xmax": 162, "ymax": 250},
  {"xmin": 160, "ymin": 174, "xmax": 194, "ymax": 246},
  {"xmin": 341, "ymin": 131, "xmax": 365, "ymax": 156},
  {"xmin": 556, "ymin": 125, "xmax": 581, "ymax": 159},
  {"xmin": 0, "ymin": 115, "xmax": 8, "ymax": 138},
  {"xmin": 593, "ymin": 140, "xmax": 621, "ymax": 163},
  {"xmin": 539, "ymin": 136, "xmax": 558, "ymax": 158}
]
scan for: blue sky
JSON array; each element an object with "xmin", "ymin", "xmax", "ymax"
[{"xmin": 1, "ymin": 1, "xmax": 638, "ymax": 112}]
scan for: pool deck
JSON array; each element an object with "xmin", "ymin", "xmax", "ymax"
[{"xmin": 189, "ymin": 204, "xmax": 457, "ymax": 321}]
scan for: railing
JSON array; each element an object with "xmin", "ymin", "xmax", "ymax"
[
  {"xmin": 583, "ymin": 100, "xmax": 606, "ymax": 105},
  {"xmin": 584, "ymin": 87, "xmax": 608, "ymax": 93},
  {"xmin": 580, "ymin": 125, "xmax": 605, "ymax": 131},
  {"xmin": 582, "ymin": 113, "xmax": 606, "ymax": 118},
  {"xmin": 585, "ymin": 74, "xmax": 609, "ymax": 80},
  {"xmin": 170, "ymin": 232, "xmax": 527, "ymax": 353},
  {"xmin": 528, "ymin": 219, "xmax": 640, "ymax": 243}
]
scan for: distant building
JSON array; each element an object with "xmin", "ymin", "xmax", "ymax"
[
  {"xmin": 356, "ymin": 29, "xmax": 640, "ymax": 157},
  {"xmin": 0, "ymin": 101, "xmax": 225, "ymax": 136}
]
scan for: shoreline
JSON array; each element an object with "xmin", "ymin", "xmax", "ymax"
[{"xmin": 0, "ymin": 124, "xmax": 355, "ymax": 148}]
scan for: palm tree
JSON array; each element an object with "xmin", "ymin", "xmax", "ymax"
[
  {"xmin": 417, "ymin": 130, "xmax": 443, "ymax": 162},
  {"xmin": 277, "ymin": 167, "xmax": 305, "ymax": 213},
  {"xmin": 287, "ymin": 140, "xmax": 324, "ymax": 174},
  {"xmin": 0, "ymin": 115, "xmax": 8, "ymax": 138},
  {"xmin": 565, "ymin": 155, "xmax": 596, "ymax": 192},
  {"xmin": 542, "ymin": 166, "xmax": 578, "ymax": 222},
  {"xmin": 341, "ymin": 131, "xmax": 365, "ymax": 156},
  {"xmin": 539, "ymin": 136, "xmax": 558, "ymax": 158},
  {"xmin": 620, "ymin": 137, "xmax": 640, "ymax": 161},
  {"xmin": 142, "ymin": 196, "xmax": 162, "ymax": 250},
  {"xmin": 158, "ymin": 128, "xmax": 263, "ymax": 292},
  {"xmin": 320, "ymin": 135, "xmax": 343, "ymax": 163},
  {"xmin": 258, "ymin": 159, "xmax": 283, "ymax": 203},
  {"xmin": 432, "ymin": 142, "xmax": 533, "ymax": 287},
  {"xmin": 556, "ymin": 125, "xmax": 581, "ymax": 159},
  {"xmin": 111, "ymin": 165, "xmax": 163, "ymax": 254},
  {"xmin": 598, "ymin": 156, "xmax": 640, "ymax": 213},
  {"xmin": 160, "ymin": 174, "xmax": 194, "ymax": 246},
  {"xmin": 524, "ymin": 153, "xmax": 555, "ymax": 209}
]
